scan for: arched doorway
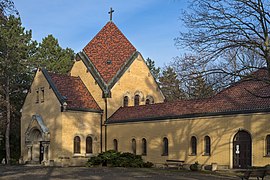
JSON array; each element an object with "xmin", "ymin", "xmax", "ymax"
[
  {"xmin": 29, "ymin": 128, "xmax": 44, "ymax": 163},
  {"xmin": 233, "ymin": 130, "xmax": 252, "ymax": 168},
  {"xmin": 25, "ymin": 115, "xmax": 50, "ymax": 165}
]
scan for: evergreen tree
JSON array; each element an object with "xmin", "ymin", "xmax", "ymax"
[
  {"xmin": 145, "ymin": 58, "xmax": 160, "ymax": 81},
  {"xmin": 0, "ymin": 16, "xmax": 36, "ymax": 164},
  {"xmin": 33, "ymin": 34, "xmax": 75, "ymax": 74},
  {"xmin": 159, "ymin": 66, "xmax": 186, "ymax": 102},
  {"xmin": 188, "ymin": 74, "xmax": 214, "ymax": 99}
]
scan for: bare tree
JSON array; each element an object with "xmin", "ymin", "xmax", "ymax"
[
  {"xmin": 175, "ymin": 0, "xmax": 270, "ymax": 77},
  {"xmin": 0, "ymin": 0, "xmax": 18, "ymax": 20}
]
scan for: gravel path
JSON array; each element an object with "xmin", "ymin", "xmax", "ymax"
[{"xmin": 0, "ymin": 165, "xmax": 244, "ymax": 180}]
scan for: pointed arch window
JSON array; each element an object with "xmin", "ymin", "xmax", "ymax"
[
  {"xmin": 123, "ymin": 96, "xmax": 128, "ymax": 107},
  {"xmin": 191, "ymin": 136, "xmax": 197, "ymax": 155},
  {"xmin": 266, "ymin": 135, "xmax": 270, "ymax": 156},
  {"xmin": 134, "ymin": 95, "xmax": 140, "ymax": 106},
  {"xmin": 162, "ymin": 137, "xmax": 168, "ymax": 156},
  {"xmin": 74, "ymin": 136, "xmax": 81, "ymax": 154},
  {"xmin": 113, "ymin": 139, "xmax": 118, "ymax": 152},
  {"xmin": 145, "ymin": 99, "xmax": 150, "ymax": 105},
  {"xmin": 204, "ymin": 136, "xmax": 211, "ymax": 155},
  {"xmin": 86, "ymin": 136, "xmax": 93, "ymax": 154},
  {"xmin": 142, "ymin": 138, "xmax": 147, "ymax": 156},
  {"xmin": 132, "ymin": 138, "xmax": 136, "ymax": 154}
]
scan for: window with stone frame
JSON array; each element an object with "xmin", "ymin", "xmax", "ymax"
[
  {"xmin": 134, "ymin": 95, "xmax": 140, "ymax": 106},
  {"xmin": 123, "ymin": 96, "xmax": 128, "ymax": 107},
  {"xmin": 36, "ymin": 89, "xmax": 39, "ymax": 103},
  {"xmin": 191, "ymin": 136, "xmax": 197, "ymax": 155},
  {"xmin": 132, "ymin": 138, "xmax": 136, "ymax": 154},
  {"xmin": 142, "ymin": 138, "xmax": 147, "ymax": 156},
  {"xmin": 145, "ymin": 96, "xmax": 154, "ymax": 105},
  {"xmin": 113, "ymin": 139, "xmax": 118, "ymax": 152},
  {"xmin": 74, "ymin": 136, "xmax": 81, "ymax": 154},
  {"xmin": 86, "ymin": 136, "xmax": 93, "ymax": 154},
  {"xmin": 40, "ymin": 87, "xmax": 45, "ymax": 103},
  {"xmin": 266, "ymin": 135, "xmax": 270, "ymax": 156},
  {"xmin": 204, "ymin": 136, "xmax": 211, "ymax": 155},
  {"xmin": 162, "ymin": 137, "xmax": 168, "ymax": 156}
]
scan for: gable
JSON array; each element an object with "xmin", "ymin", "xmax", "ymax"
[
  {"xmin": 25, "ymin": 114, "xmax": 50, "ymax": 142},
  {"xmin": 83, "ymin": 21, "xmax": 136, "ymax": 84}
]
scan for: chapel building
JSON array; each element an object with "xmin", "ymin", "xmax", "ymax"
[{"xmin": 21, "ymin": 20, "xmax": 270, "ymax": 169}]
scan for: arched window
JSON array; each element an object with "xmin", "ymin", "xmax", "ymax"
[
  {"xmin": 145, "ymin": 96, "xmax": 154, "ymax": 105},
  {"xmin": 204, "ymin": 136, "xmax": 211, "ymax": 155},
  {"xmin": 123, "ymin": 96, "xmax": 128, "ymax": 107},
  {"xmin": 134, "ymin": 95, "xmax": 140, "ymax": 106},
  {"xmin": 142, "ymin": 138, "xmax": 147, "ymax": 155},
  {"xmin": 74, "ymin": 136, "xmax": 81, "ymax": 154},
  {"xmin": 266, "ymin": 135, "xmax": 270, "ymax": 156},
  {"xmin": 86, "ymin": 136, "xmax": 93, "ymax": 154},
  {"xmin": 162, "ymin": 137, "xmax": 168, "ymax": 156},
  {"xmin": 113, "ymin": 139, "xmax": 118, "ymax": 152},
  {"xmin": 191, "ymin": 136, "xmax": 197, "ymax": 155},
  {"xmin": 132, "ymin": 138, "xmax": 136, "ymax": 154}
]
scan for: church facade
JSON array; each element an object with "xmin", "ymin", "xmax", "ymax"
[{"xmin": 21, "ymin": 20, "xmax": 270, "ymax": 169}]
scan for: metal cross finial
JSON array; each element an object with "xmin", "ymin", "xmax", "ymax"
[{"xmin": 108, "ymin": 7, "xmax": 114, "ymax": 21}]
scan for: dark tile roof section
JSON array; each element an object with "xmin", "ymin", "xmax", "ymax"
[
  {"xmin": 48, "ymin": 72, "xmax": 101, "ymax": 111},
  {"xmin": 108, "ymin": 69, "xmax": 270, "ymax": 123},
  {"xmin": 83, "ymin": 21, "xmax": 136, "ymax": 83}
]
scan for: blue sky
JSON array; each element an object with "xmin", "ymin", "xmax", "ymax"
[{"xmin": 13, "ymin": 0, "xmax": 188, "ymax": 67}]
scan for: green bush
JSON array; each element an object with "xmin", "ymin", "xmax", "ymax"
[
  {"xmin": 143, "ymin": 161, "xmax": 154, "ymax": 168},
  {"xmin": 86, "ymin": 150, "xmax": 153, "ymax": 168},
  {"xmin": 190, "ymin": 161, "xmax": 202, "ymax": 171}
]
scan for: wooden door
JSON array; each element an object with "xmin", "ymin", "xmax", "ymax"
[
  {"xmin": 39, "ymin": 142, "xmax": 44, "ymax": 163},
  {"xmin": 233, "ymin": 130, "xmax": 251, "ymax": 168}
]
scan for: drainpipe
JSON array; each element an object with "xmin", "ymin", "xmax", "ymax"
[
  {"xmin": 104, "ymin": 97, "xmax": 108, "ymax": 151},
  {"xmin": 100, "ymin": 113, "xmax": 103, "ymax": 153}
]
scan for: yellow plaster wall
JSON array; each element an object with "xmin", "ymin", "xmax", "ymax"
[
  {"xmin": 70, "ymin": 60, "xmax": 105, "ymax": 110},
  {"xmin": 108, "ymin": 54, "xmax": 164, "ymax": 117},
  {"xmin": 21, "ymin": 70, "xmax": 62, "ymax": 162},
  {"xmin": 107, "ymin": 113, "xmax": 270, "ymax": 168},
  {"xmin": 61, "ymin": 111, "xmax": 102, "ymax": 166}
]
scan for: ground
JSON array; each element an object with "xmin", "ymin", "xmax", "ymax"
[{"xmin": 0, "ymin": 165, "xmax": 256, "ymax": 180}]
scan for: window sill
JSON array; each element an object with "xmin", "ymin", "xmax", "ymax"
[
  {"xmin": 85, "ymin": 153, "xmax": 94, "ymax": 157},
  {"xmin": 202, "ymin": 154, "xmax": 211, "ymax": 156},
  {"xmin": 189, "ymin": 154, "xmax": 197, "ymax": 156},
  {"xmin": 161, "ymin": 154, "xmax": 168, "ymax": 156},
  {"xmin": 263, "ymin": 155, "xmax": 270, "ymax": 157},
  {"xmin": 73, "ymin": 154, "xmax": 84, "ymax": 158}
]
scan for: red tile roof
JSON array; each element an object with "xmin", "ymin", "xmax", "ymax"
[
  {"xmin": 83, "ymin": 21, "xmax": 136, "ymax": 83},
  {"xmin": 108, "ymin": 69, "xmax": 270, "ymax": 123},
  {"xmin": 48, "ymin": 72, "xmax": 101, "ymax": 111}
]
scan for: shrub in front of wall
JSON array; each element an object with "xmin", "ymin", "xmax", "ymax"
[
  {"xmin": 143, "ymin": 161, "xmax": 154, "ymax": 168},
  {"xmin": 86, "ymin": 150, "xmax": 152, "ymax": 168},
  {"xmin": 190, "ymin": 161, "xmax": 202, "ymax": 171}
]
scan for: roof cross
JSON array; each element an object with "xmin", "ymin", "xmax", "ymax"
[{"xmin": 108, "ymin": 7, "xmax": 114, "ymax": 21}]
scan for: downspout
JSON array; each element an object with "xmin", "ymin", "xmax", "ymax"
[
  {"xmin": 100, "ymin": 113, "xmax": 103, "ymax": 153},
  {"xmin": 104, "ymin": 97, "xmax": 108, "ymax": 151}
]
